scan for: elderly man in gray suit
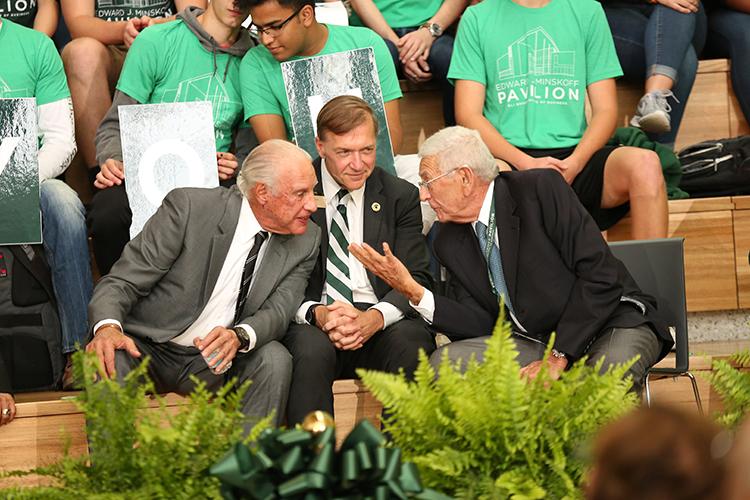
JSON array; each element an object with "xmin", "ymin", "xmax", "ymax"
[{"xmin": 86, "ymin": 140, "xmax": 321, "ymax": 428}]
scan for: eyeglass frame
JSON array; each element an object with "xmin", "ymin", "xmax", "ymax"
[
  {"xmin": 417, "ymin": 167, "xmax": 461, "ymax": 191},
  {"xmin": 252, "ymin": 6, "xmax": 304, "ymax": 37}
]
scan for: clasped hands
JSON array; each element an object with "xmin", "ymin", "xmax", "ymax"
[
  {"xmin": 94, "ymin": 152, "xmax": 239, "ymax": 189},
  {"xmin": 393, "ymin": 28, "xmax": 435, "ymax": 84},
  {"xmin": 313, "ymin": 302, "xmax": 383, "ymax": 351}
]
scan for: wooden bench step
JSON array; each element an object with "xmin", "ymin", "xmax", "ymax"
[{"xmin": 0, "ymin": 380, "xmax": 383, "ymax": 487}]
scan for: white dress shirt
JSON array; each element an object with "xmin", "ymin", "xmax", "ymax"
[
  {"xmin": 294, "ymin": 160, "xmax": 403, "ymax": 327},
  {"xmin": 94, "ymin": 200, "xmax": 268, "ymax": 352},
  {"xmin": 410, "ymin": 183, "xmax": 527, "ymax": 332}
]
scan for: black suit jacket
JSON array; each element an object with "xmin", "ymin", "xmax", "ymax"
[
  {"xmin": 432, "ymin": 170, "xmax": 673, "ymax": 360},
  {"xmin": 304, "ymin": 159, "xmax": 432, "ymax": 315}
]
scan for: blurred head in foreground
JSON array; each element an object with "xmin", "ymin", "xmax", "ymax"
[{"xmin": 586, "ymin": 405, "xmax": 730, "ymax": 500}]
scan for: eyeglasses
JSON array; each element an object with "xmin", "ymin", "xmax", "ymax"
[
  {"xmin": 252, "ymin": 7, "xmax": 303, "ymax": 37},
  {"xmin": 418, "ymin": 168, "xmax": 459, "ymax": 191}
]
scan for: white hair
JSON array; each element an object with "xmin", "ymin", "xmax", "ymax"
[
  {"xmin": 418, "ymin": 126, "xmax": 498, "ymax": 182},
  {"xmin": 237, "ymin": 139, "xmax": 312, "ymax": 197}
]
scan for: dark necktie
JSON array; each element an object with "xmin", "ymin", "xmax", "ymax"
[
  {"xmin": 233, "ymin": 231, "xmax": 268, "ymax": 324},
  {"xmin": 475, "ymin": 221, "xmax": 514, "ymax": 315}
]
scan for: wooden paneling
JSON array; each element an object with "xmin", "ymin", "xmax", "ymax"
[
  {"xmin": 667, "ymin": 197, "xmax": 734, "ymax": 214},
  {"xmin": 608, "ymin": 210, "xmax": 737, "ymax": 311},
  {"xmin": 733, "ymin": 210, "xmax": 750, "ymax": 309},
  {"xmin": 333, "ymin": 379, "xmax": 382, "ymax": 447},
  {"xmin": 676, "ymin": 71, "xmax": 732, "ymax": 150},
  {"xmin": 0, "ymin": 384, "xmax": 384, "ymax": 485},
  {"xmin": 400, "ymin": 88, "xmax": 444, "ymax": 155},
  {"xmin": 729, "ymin": 81, "xmax": 750, "ymax": 138}
]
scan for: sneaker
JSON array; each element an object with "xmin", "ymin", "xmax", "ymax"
[{"xmin": 630, "ymin": 90, "xmax": 678, "ymax": 134}]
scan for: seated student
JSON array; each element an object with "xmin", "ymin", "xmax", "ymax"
[
  {"xmin": 283, "ymin": 96, "xmax": 434, "ymax": 425},
  {"xmin": 60, "ymin": 0, "xmax": 205, "ymax": 187},
  {"xmin": 451, "ymin": 0, "xmax": 668, "ymax": 239},
  {"xmin": 1, "ymin": 0, "xmax": 58, "ymax": 36},
  {"xmin": 600, "ymin": 0, "xmax": 703, "ymax": 146},
  {"xmin": 703, "ymin": 0, "xmax": 750, "ymax": 126},
  {"xmin": 86, "ymin": 140, "xmax": 321, "ymax": 431},
  {"xmin": 0, "ymin": 17, "xmax": 93, "ymax": 386},
  {"xmin": 348, "ymin": 0, "xmax": 468, "ymax": 126},
  {"xmin": 351, "ymin": 127, "xmax": 674, "ymax": 395},
  {"xmin": 240, "ymin": 0, "xmax": 403, "ymax": 153},
  {"xmin": 89, "ymin": 0, "xmax": 254, "ymax": 276}
]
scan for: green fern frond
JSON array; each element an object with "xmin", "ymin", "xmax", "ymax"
[{"xmin": 360, "ymin": 313, "xmax": 636, "ymax": 498}]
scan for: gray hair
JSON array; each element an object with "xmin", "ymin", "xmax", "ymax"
[
  {"xmin": 418, "ymin": 126, "xmax": 498, "ymax": 182},
  {"xmin": 237, "ymin": 139, "xmax": 312, "ymax": 197}
]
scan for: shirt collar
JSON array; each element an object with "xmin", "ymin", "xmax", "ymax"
[
  {"xmin": 321, "ymin": 158, "xmax": 365, "ymax": 209},
  {"xmin": 242, "ymin": 196, "xmax": 263, "ymax": 237},
  {"xmin": 476, "ymin": 182, "xmax": 495, "ymax": 227}
]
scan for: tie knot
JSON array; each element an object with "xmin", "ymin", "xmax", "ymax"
[
  {"xmin": 336, "ymin": 189, "xmax": 349, "ymax": 204},
  {"xmin": 475, "ymin": 220, "xmax": 488, "ymax": 237},
  {"xmin": 255, "ymin": 231, "xmax": 268, "ymax": 245}
]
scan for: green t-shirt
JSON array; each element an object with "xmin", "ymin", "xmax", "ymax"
[
  {"xmin": 240, "ymin": 24, "xmax": 401, "ymax": 138},
  {"xmin": 0, "ymin": 1, "xmax": 37, "ymax": 29},
  {"xmin": 449, "ymin": 0, "xmax": 622, "ymax": 149},
  {"xmin": 95, "ymin": 0, "xmax": 176, "ymax": 22},
  {"xmin": 116, "ymin": 20, "xmax": 245, "ymax": 152},
  {"xmin": 349, "ymin": 0, "xmax": 441, "ymax": 29},
  {"xmin": 0, "ymin": 18, "xmax": 69, "ymax": 104}
]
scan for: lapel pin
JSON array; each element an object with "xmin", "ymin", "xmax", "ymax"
[{"xmin": 371, "ymin": 202, "xmax": 381, "ymax": 212}]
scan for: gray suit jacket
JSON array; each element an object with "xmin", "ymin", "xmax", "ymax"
[{"xmin": 88, "ymin": 186, "xmax": 321, "ymax": 349}]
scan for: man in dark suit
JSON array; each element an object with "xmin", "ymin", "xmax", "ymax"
[
  {"xmin": 351, "ymin": 126, "xmax": 673, "ymax": 394},
  {"xmin": 283, "ymin": 96, "xmax": 435, "ymax": 425},
  {"xmin": 86, "ymin": 140, "xmax": 321, "ymax": 429}
]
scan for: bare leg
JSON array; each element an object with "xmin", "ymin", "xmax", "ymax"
[
  {"xmin": 62, "ymin": 38, "xmax": 119, "ymax": 170},
  {"xmin": 601, "ymin": 146, "xmax": 668, "ymax": 240}
]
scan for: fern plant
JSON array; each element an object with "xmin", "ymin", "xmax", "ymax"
[
  {"xmin": 359, "ymin": 316, "xmax": 638, "ymax": 500},
  {"xmin": 1, "ymin": 352, "xmax": 270, "ymax": 499},
  {"xmin": 709, "ymin": 349, "xmax": 750, "ymax": 429}
]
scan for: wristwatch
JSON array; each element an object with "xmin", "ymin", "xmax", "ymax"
[
  {"xmin": 305, "ymin": 304, "xmax": 322, "ymax": 326},
  {"xmin": 233, "ymin": 326, "xmax": 251, "ymax": 353},
  {"xmin": 420, "ymin": 21, "xmax": 443, "ymax": 38},
  {"xmin": 551, "ymin": 348, "xmax": 567, "ymax": 360}
]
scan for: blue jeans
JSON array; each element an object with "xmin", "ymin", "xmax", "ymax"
[
  {"xmin": 383, "ymin": 27, "xmax": 455, "ymax": 126},
  {"xmin": 40, "ymin": 180, "xmax": 93, "ymax": 354},
  {"xmin": 603, "ymin": 2, "xmax": 704, "ymax": 145},
  {"xmin": 705, "ymin": 7, "xmax": 750, "ymax": 123}
]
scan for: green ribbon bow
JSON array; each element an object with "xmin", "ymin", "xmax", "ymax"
[{"xmin": 209, "ymin": 420, "xmax": 450, "ymax": 500}]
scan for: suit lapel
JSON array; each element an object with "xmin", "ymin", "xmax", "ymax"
[
  {"xmin": 202, "ymin": 190, "xmax": 243, "ymax": 306},
  {"xmin": 493, "ymin": 177, "xmax": 520, "ymax": 306},
  {"xmin": 363, "ymin": 171, "xmax": 385, "ymax": 287},
  {"xmin": 246, "ymin": 234, "xmax": 289, "ymax": 312},
  {"xmin": 442, "ymin": 222, "xmax": 497, "ymax": 314},
  {"xmin": 311, "ymin": 158, "xmax": 328, "ymax": 286}
]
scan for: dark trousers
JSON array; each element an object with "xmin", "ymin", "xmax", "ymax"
[
  {"xmin": 283, "ymin": 317, "xmax": 435, "ymax": 425},
  {"xmin": 114, "ymin": 337, "xmax": 292, "ymax": 433},
  {"xmin": 87, "ymin": 183, "xmax": 131, "ymax": 276}
]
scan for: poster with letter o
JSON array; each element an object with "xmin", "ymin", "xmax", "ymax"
[{"xmin": 119, "ymin": 101, "xmax": 218, "ymax": 238}]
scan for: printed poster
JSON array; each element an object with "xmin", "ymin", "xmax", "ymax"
[
  {"xmin": 120, "ymin": 101, "xmax": 218, "ymax": 238},
  {"xmin": 0, "ymin": 98, "xmax": 41, "ymax": 245},
  {"xmin": 281, "ymin": 47, "xmax": 396, "ymax": 174}
]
